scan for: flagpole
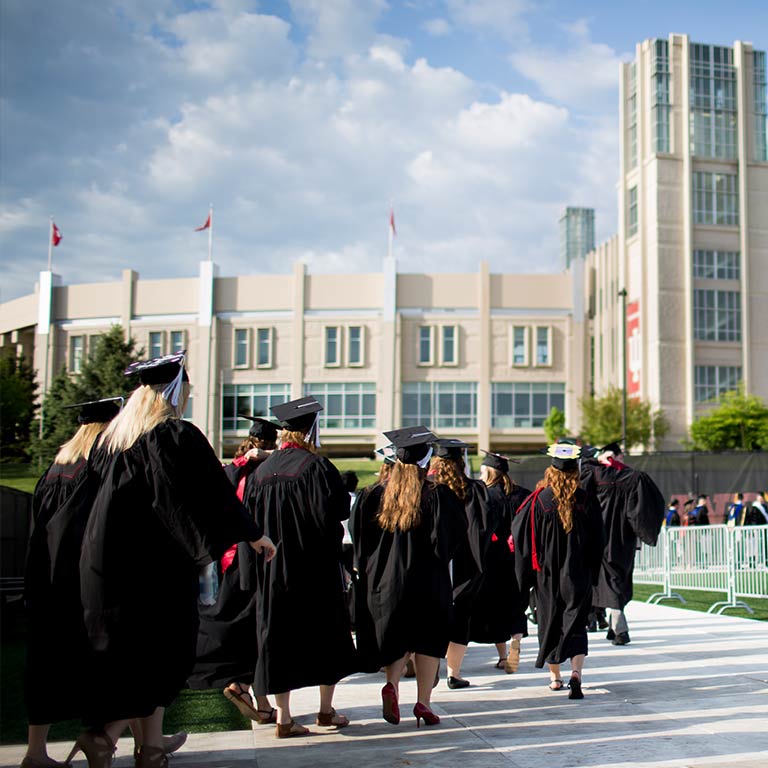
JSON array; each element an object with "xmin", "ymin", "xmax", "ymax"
[
  {"xmin": 208, "ymin": 204, "xmax": 213, "ymax": 262},
  {"xmin": 48, "ymin": 216, "xmax": 53, "ymax": 272},
  {"xmin": 388, "ymin": 200, "xmax": 394, "ymax": 261}
]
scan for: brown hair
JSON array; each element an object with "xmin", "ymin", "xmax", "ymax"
[
  {"xmin": 536, "ymin": 465, "xmax": 580, "ymax": 533},
  {"xmin": 279, "ymin": 429, "xmax": 317, "ymax": 453},
  {"xmin": 54, "ymin": 422, "xmax": 104, "ymax": 465},
  {"xmin": 377, "ymin": 462, "xmax": 393, "ymax": 485},
  {"xmin": 480, "ymin": 465, "xmax": 514, "ymax": 496},
  {"xmin": 429, "ymin": 455, "xmax": 467, "ymax": 501},
  {"xmin": 234, "ymin": 434, "xmax": 277, "ymax": 457},
  {"xmin": 378, "ymin": 463, "xmax": 426, "ymax": 532}
]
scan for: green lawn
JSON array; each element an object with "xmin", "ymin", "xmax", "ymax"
[
  {"xmin": 632, "ymin": 583, "xmax": 768, "ymax": 621},
  {"xmin": 0, "ymin": 464, "xmax": 39, "ymax": 494}
]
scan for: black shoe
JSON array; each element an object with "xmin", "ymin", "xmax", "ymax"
[
  {"xmin": 567, "ymin": 676, "xmax": 584, "ymax": 700},
  {"xmin": 611, "ymin": 632, "xmax": 631, "ymax": 646},
  {"xmin": 587, "ymin": 620, "xmax": 598, "ymax": 633},
  {"xmin": 597, "ymin": 617, "xmax": 609, "ymax": 630},
  {"xmin": 447, "ymin": 676, "xmax": 470, "ymax": 689},
  {"xmin": 606, "ymin": 628, "xmax": 616, "ymax": 641}
]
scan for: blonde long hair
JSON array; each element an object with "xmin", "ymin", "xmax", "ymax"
[
  {"xmin": 378, "ymin": 463, "xmax": 426, "ymax": 533},
  {"xmin": 99, "ymin": 382, "xmax": 189, "ymax": 454},
  {"xmin": 279, "ymin": 429, "xmax": 317, "ymax": 453},
  {"xmin": 536, "ymin": 465, "xmax": 579, "ymax": 533},
  {"xmin": 429, "ymin": 455, "xmax": 467, "ymax": 501},
  {"xmin": 54, "ymin": 422, "xmax": 105, "ymax": 465},
  {"xmin": 480, "ymin": 465, "xmax": 514, "ymax": 496}
]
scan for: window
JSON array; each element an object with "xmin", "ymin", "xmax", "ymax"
[
  {"xmin": 511, "ymin": 326, "xmax": 528, "ymax": 366},
  {"xmin": 347, "ymin": 326, "xmax": 364, "ymax": 367},
  {"xmin": 693, "ymin": 289, "xmax": 741, "ymax": 341},
  {"xmin": 418, "ymin": 326, "xmax": 434, "ymax": 365},
  {"xmin": 755, "ymin": 50, "xmax": 767, "ymax": 161},
  {"xmin": 234, "ymin": 328, "xmax": 249, "ymax": 367},
  {"xmin": 170, "ymin": 330, "xmax": 185, "ymax": 354},
  {"xmin": 70, "ymin": 336, "xmax": 85, "ymax": 373},
  {"xmin": 324, "ymin": 326, "xmax": 340, "ymax": 367},
  {"xmin": 182, "ymin": 391, "xmax": 193, "ymax": 420},
  {"xmin": 222, "ymin": 383, "xmax": 291, "ymax": 431},
  {"xmin": 305, "ymin": 382, "xmax": 376, "ymax": 429},
  {"xmin": 652, "ymin": 39, "xmax": 671, "ymax": 153},
  {"xmin": 402, "ymin": 382, "xmax": 477, "ymax": 429},
  {"xmin": 441, "ymin": 325, "xmax": 458, "ymax": 366},
  {"xmin": 148, "ymin": 331, "xmax": 164, "ymax": 359},
  {"xmin": 627, "ymin": 62, "xmax": 638, "ymax": 169},
  {"xmin": 491, "ymin": 383, "xmax": 565, "ymax": 428},
  {"xmin": 256, "ymin": 328, "xmax": 273, "ymax": 368},
  {"xmin": 627, "ymin": 186, "xmax": 638, "ymax": 236},
  {"xmin": 695, "ymin": 366, "xmax": 742, "ymax": 403},
  {"xmin": 692, "ymin": 250, "xmax": 740, "ymax": 280},
  {"xmin": 535, "ymin": 326, "xmax": 551, "ymax": 366},
  {"xmin": 690, "ymin": 43, "xmax": 737, "ymax": 159},
  {"xmin": 692, "ymin": 172, "xmax": 739, "ymax": 226}
]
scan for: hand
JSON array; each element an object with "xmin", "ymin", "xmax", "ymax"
[
  {"xmin": 244, "ymin": 447, "xmax": 272, "ymax": 462},
  {"xmin": 250, "ymin": 535, "xmax": 276, "ymax": 561}
]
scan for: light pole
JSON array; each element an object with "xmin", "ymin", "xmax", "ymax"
[{"xmin": 618, "ymin": 288, "xmax": 628, "ymax": 451}]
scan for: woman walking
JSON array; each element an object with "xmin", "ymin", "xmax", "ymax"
[
  {"xmin": 351, "ymin": 428, "xmax": 466, "ymax": 727},
  {"xmin": 511, "ymin": 442, "xmax": 603, "ymax": 699}
]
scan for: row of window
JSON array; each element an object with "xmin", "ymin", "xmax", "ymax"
[
  {"xmin": 692, "ymin": 250, "xmax": 740, "ymax": 280},
  {"xmin": 694, "ymin": 365, "xmax": 742, "ymax": 403},
  {"xmin": 221, "ymin": 381, "xmax": 566, "ymax": 432},
  {"xmin": 693, "ymin": 289, "xmax": 741, "ymax": 342}
]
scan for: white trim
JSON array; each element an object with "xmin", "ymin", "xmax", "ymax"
[
  {"xmin": 324, "ymin": 325, "xmax": 342, "ymax": 367},
  {"xmin": 400, "ymin": 308, "xmax": 479, "ymax": 318},
  {"xmin": 255, "ymin": 327, "xmax": 274, "ymax": 369},
  {"xmin": 233, "ymin": 327, "xmax": 251, "ymax": 368},
  {"xmin": 417, "ymin": 324, "xmax": 435, "ymax": 366},
  {"xmin": 68, "ymin": 334, "xmax": 86, "ymax": 373},
  {"xmin": 147, "ymin": 330, "xmax": 166, "ymax": 358},
  {"xmin": 439, "ymin": 324, "xmax": 459, "ymax": 366},
  {"xmin": 305, "ymin": 309, "xmax": 381, "ymax": 319},
  {"xmin": 510, "ymin": 325, "xmax": 529, "ymax": 367},
  {"xmin": 491, "ymin": 308, "xmax": 569, "ymax": 317},
  {"xmin": 57, "ymin": 316, "xmax": 121, "ymax": 329},
  {"xmin": 217, "ymin": 310, "xmax": 293, "ymax": 321},
  {"xmin": 534, "ymin": 325, "xmax": 553, "ymax": 367},
  {"xmin": 131, "ymin": 313, "xmax": 198, "ymax": 325},
  {"xmin": 347, "ymin": 324, "xmax": 365, "ymax": 367}
]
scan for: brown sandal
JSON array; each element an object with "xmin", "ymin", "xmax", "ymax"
[
  {"xmin": 315, "ymin": 707, "xmax": 350, "ymax": 728},
  {"xmin": 494, "ymin": 658, "xmax": 507, "ymax": 669},
  {"xmin": 505, "ymin": 637, "xmax": 521, "ymax": 673},
  {"xmin": 276, "ymin": 719, "xmax": 310, "ymax": 739},
  {"xmin": 255, "ymin": 707, "xmax": 277, "ymax": 724},
  {"xmin": 223, "ymin": 685, "xmax": 259, "ymax": 720},
  {"xmin": 549, "ymin": 678, "xmax": 564, "ymax": 691}
]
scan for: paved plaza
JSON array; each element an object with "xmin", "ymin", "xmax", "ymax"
[{"xmin": 2, "ymin": 601, "xmax": 766, "ymax": 768}]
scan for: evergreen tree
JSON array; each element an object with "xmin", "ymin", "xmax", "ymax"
[
  {"xmin": 31, "ymin": 326, "xmax": 141, "ymax": 466},
  {"xmin": 543, "ymin": 406, "xmax": 567, "ymax": 444},
  {"xmin": 579, "ymin": 387, "xmax": 669, "ymax": 451},
  {"xmin": 0, "ymin": 352, "xmax": 38, "ymax": 462},
  {"xmin": 689, "ymin": 387, "xmax": 768, "ymax": 451}
]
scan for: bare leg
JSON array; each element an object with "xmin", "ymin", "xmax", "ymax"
[
  {"xmin": 275, "ymin": 691, "xmax": 292, "ymax": 725},
  {"xmin": 414, "ymin": 654, "xmax": 439, "ymax": 706},
  {"xmin": 494, "ymin": 642, "xmax": 507, "ymax": 660},
  {"xmin": 255, "ymin": 694, "xmax": 274, "ymax": 713},
  {"xmin": 547, "ymin": 662, "xmax": 562, "ymax": 688},
  {"xmin": 25, "ymin": 724, "xmax": 51, "ymax": 760},
  {"xmin": 446, "ymin": 642, "xmax": 467, "ymax": 679},
  {"xmin": 137, "ymin": 707, "xmax": 164, "ymax": 750},
  {"xmin": 570, "ymin": 654, "xmax": 585, "ymax": 678},
  {"xmin": 104, "ymin": 719, "xmax": 131, "ymax": 746},
  {"xmin": 385, "ymin": 654, "xmax": 409, "ymax": 695},
  {"xmin": 318, "ymin": 684, "xmax": 335, "ymax": 714}
]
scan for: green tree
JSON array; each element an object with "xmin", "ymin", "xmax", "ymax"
[
  {"xmin": 579, "ymin": 387, "xmax": 669, "ymax": 451},
  {"xmin": 543, "ymin": 406, "xmax": 567, "ymax": 444},
  {"xmin": 31, "ymin": 326, "xmax": 141, "ymax": 466},
  {"xmin": 0, "ymin": 352, "xmax": 38, "ymax": 462},
  {"xmin": 689, "ymin": 387, "xmax": 768, "ymax": 451}
]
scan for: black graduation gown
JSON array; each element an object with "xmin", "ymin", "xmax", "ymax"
[
  {"xmin": 448, "ymin": 478, "xmax": 496, "ymax": 645},
  {"xmin": 188, "ymin": 458, "xmax": 263, "ymax": 690},
  {"xmin": 24, "ymin": 459, "xmax": 90, "ymax": 724},
  {"xmin": 249, "ymin": 446, "xmax": 355, "ymax": 696},
  {"xmin": 350, "ymin": 482, "xmax": 467, "ymax": 668},
  {"xmin": 582, "ymin": 461, "xmax": 665, "ymax": 610},
  {"xmin": 79, "ymin": 419, "xmax": 261, "ymax": 724},
  {"xmin": 511, "ymin": 486, "xmax": 603, "ymax": 668},
  {"xmin": 468, "ymin": 483, "xmax": 531, "ymax": 644}
]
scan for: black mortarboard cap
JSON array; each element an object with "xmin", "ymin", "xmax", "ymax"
[
  {"xmin": 270, "ymin": 396, "xmax": 323, "ymax": 431},
  {"xmin": 480, "ymin": 449, "xmax": 519, "ymax": 473},
  {"xmin": 64, "ymin": 397, "xmax": 123, "ymax": 425},
  {"xmin": 239, "ymin": 415, "xmax": 280, "ymax": 442},
  {"xmin": 598, "ymin": 440, "xmax": 623, "ymax": 455},
  {"xmin": 542, "ymin": 441, "xmax": 582, "ymax": 470},
  {"xmin": 433, "ymin": 438, "xmax": 469, "ymax": 460},
  {"xmin": 124, "ymin": 351, "xmax": 188, "ymax": 386},
  {"xmin": 383, "ymin": 427, "xmax": 435, "ymax": 465}
]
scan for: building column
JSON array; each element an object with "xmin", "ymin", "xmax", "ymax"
[
  {"xmin": 477, "ymin": 261, "xmax": 491, "ymax": 451},
  {"xmin": 291, "ymin": 261, "xmax": 306, "ymax": 400},
  {"xmin": 378, "ymin": 255, "xmax": 398, "ymax": 433},
  {"xmin": 121, "ymin": 269, "xmax": 137, "ymax": 339},
  {"xmin": 35, "ymin": 271, "xmax": 61, "ymax": 441},
  {"xmin": 198, "ymin": 260, "xmax": 218, "ymax": 445}
]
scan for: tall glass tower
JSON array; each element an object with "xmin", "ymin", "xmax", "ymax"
[{"xmin": 559, "ymin": 207, "xmax": 595, "ymax": 269}]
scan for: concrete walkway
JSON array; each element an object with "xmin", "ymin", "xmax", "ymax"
[{"xmin": 3, "ymin": 601, "xmax": 767, "ymax": 768}]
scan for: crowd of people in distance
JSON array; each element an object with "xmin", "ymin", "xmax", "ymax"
[
  {"xmin": 22, "ymin": 351, "xmax": 676, "ymax": 768},
  {"xmin": 664, "ymin": 492, "xmax": 768, "ymax": 527}
]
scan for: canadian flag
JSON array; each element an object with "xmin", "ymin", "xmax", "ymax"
[
  {"xmin": 389, "ymin": 208, "xmax": 396, "ymax": 237},
  {"xmin": 51, "ymin": 222, "xmax": 62, "ymax": 246},
  {"xmin": 194, "ymin": 213, "xmax": 211, "ymax": 231}
]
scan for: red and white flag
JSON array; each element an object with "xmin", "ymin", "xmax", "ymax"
[
  {"xmin": 389, "ymin": 208, "xmax": 396, "ymax": 237},
  {"xmin": 194, "ymin": 213, "xmax": 211, "ymax": 231},
  {"xmin": 51, "ymin": 221, "xmax": 63, "ymax": 246}
]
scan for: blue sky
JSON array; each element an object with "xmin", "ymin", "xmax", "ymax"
[{"xmin": 1, "ymin": 0, "xmax": 766, "ymax": 301}]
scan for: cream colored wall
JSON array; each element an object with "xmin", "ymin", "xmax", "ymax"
[
  {"xmin": 133, "ymin": 278, "xmax": 198, "ymax": 315},
  {"xmin": 398, "ymin": 274, "xmax": 479, "ymax": 309},
  {"xmin": 302, "ymin": 318, "xmax": 380, "ymax": 383},
  {"xmin": 490, "ymin": 274, "xmax": 571, "ymax": 309},
  {"xmin": 0, "ymin": 293, "xmax": 37, "ymax": 334},
  {"xmin": 53, "ymin": 282, "xmax": 122, "ymax": 320},
  {"xmin": 305, "ymin": 274, "xmax": 383, "ymax": 310},
  {"xmin": 399, "ymin": 316, "xmax": 482, "ymax": 381},
  {"xmin": 215, "ymin": 275, "xmax": 294, "ymax": 312}
]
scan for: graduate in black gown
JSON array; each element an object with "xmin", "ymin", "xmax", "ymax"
[
  {"xmin": 428, "ymin": 439, "xmax": 494, "ymax": 690},
  {"xmin": 76, "ymin": 353, "xmax": 275, "ymax": 768},
  {"xmin": 248, "ymin": 396, "xmax": 355, "ymax": 738},
  {"xmin": 511, "ymin": 442, "xmax": 603, "ymax": 699},
  {"xmin": 469, "ymin": 451, "xmax": 531, "ymax": 673},
  {"xmin": 350, "ymin": 427, "xmax": 466, "ymax": 727},
  {"xmin": 22, "ymin": 398, "xmax": 121, "ymax": 768},
  {"xmin": 580, "ymin": 442, "xmax": 665, "ymax": 646},
  {"xmin": 188, "ymin": 416, "xmax": 279, "ymax": 724}
]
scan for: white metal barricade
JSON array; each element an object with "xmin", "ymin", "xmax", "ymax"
[{"xmin": 634, "ymin": 525, "xmax": 768, "ymax": 614}]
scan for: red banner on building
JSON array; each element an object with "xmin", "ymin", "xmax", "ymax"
[{"xmin": 627, "ymin": 300, "xmax": 641, "ymax": 397}]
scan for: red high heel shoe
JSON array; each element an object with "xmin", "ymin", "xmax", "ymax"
[
  {"xmin": 413, "ymin": 702, "xmax": 439, "ymax": 727},
  {"xmin": 381, "ymin": 682, "xmax": 400, "ymax": 724}
]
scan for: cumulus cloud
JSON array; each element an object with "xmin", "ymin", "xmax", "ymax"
[{"xmin": 422, "ymin": 17, "xmax": 451, "ymax": 37}]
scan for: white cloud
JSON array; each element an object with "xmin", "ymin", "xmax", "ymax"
[
  {"xmin": 422, "ymin": 17, "xmax": 451, "ymax": 37},
  {"xmin": 445, "ymin": 0, "xmax": 531, "ymax": 39}
]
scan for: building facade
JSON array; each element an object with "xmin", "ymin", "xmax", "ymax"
[
  {"xmin": 560, "ymin": 207, "xmax": 596, "ymax": 269},
  {"xmin": 0, "ymin": 260, "xmax": 586, "ymax": 456}
]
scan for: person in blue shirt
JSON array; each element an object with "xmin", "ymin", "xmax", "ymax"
[
  {"xmin": 664, "ymin": 499, "xmax": 681, "ymax": 527},
  {"xmin": 725, "ymin": 493, "xmax": 745, "ymax": 527},
  {"xmin": 689, "ymin": 495, "xmax": 710, "ymax": 525}
]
